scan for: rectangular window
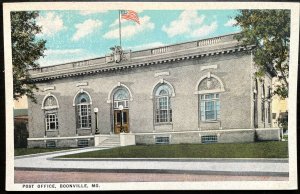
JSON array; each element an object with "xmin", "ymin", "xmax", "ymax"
[
  {"xmin": 155, "ymin": 97, "xmax": 172, "ymax": 123},
  {"xmin": 46, "ymin": 113, "xmax": 58, "ymax": 130},
  {"xmin": 201, "ymin": 135, "xmax": 218, "ymax": 143},
  {"xmin": 46, "ymin": 141, "xmax": 56, "ymax": 148},
  {"xmin": 77, "ymin": 105, "xmax": 91, "ymax": 128},
  {"xmin": 114, "ymin": 100, "xmax": 129, "ymax": 109},
  {"xmin": 267, "ymin": 103, "xmax": 271, "ymax": 124},
  {"xmin": 77, "ymin": 139, "xmax": 89, "ymax": 147},
  {"xmin": 122, "ymin": 112, "xmax": 127, "ymax": 124},
  {"xmin": 267, "ymin": 87, "xmax": 271, "ymax": 124},
  {"xmin": 155, "ymin": 137, "xmax": 170, "ymax": 144},
  {"xmin": 261, "ymin": 102, "xmax": 265, "ymax": 122},
  {"xmin": 200, "ymin": 94, "xmax": 220, "ymax": 121},
  {"xmin": 261, "ymin": 84, "xmax": 265, "ymax": 122},
  {"xmin": 272, "ymin": 113, "xmax": 276, "ymax": 119}
]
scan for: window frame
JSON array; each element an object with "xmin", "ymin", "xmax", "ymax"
[
  {"xmin": 46, "ymin": 140, "xmax": 57, "ymax": 148},
  {"xmin": 155, "ymin": 136, "xmax": 170, "ymax": 144},
  {"xmin": 43, "ymin": 95, "xmax": 59, "ymax": 132},
  {"xmin": 77, "ymin": 139, "xmax": 89, "ymax": 147},
  {"xmin": 267, "ymin": 86, "xmax": 272, "ymax": 124},
  {"xmin": 154, "ymin": 84, "xmax": 172, "ymax": 124},
  {"xmin": 201, "ymin": 135, "xmax": 218, "ymax": 143},
  {"xmin": 75, "ymin": 93, "xmax": 92, "ymax": 129},
  {"xmin": 113, "ymin": 88, "xmax": 129, "ymax": 110},
  {"xmin": 76, "ymin": 103, "xmax": 92, "ymax": 129},
  {"xmin": 261, "ymin": 83, "xmax": 265, "ymax": 122},
  {"xmin": 200, "ymin": 93, "xmax": 220, "ymax": 122},
  {"xmin": 45, "ymin": 113, "xmax": 58, "ymax": 131}
]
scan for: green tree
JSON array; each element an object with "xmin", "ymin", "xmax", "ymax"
[
  {"xmin": 11, "ymin": 11, "xmax": 46, "ymax": 103},
  {"xmin": 234, "ymin": 10, "xmax": 290, "ymax": 98}
]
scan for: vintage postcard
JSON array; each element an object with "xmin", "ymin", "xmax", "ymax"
[{"xmin": 4, "ymin": 1, "xmax": 299, "ymax": 191}]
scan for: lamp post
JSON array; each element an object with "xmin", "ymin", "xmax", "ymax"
[
  {"xmin": 118, "ymin": 105, "xmax": 124, "ymax": 133},
  {"xmin": 94, "ymin": 107, "xmax": 99, "ymax": 134}
]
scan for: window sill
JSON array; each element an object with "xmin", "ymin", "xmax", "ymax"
[
  {"xmin": 46, "ymin": 130, "xmax": 58, "ymax": 132},
  {"xmin": 201, "ymin": 120, "xmax": 220, "ymax": 123},
  {"xmin": 77, "ymin": 128, "xmax": 92, "ymax": 130},
  {"xmin": 154, "ymin": 122, "xmax": 173, "ymax": 126}
]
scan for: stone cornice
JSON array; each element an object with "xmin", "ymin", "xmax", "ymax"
[{"xmin": 30, "ymin": 34, "xmax": 254, "ymax": 82}]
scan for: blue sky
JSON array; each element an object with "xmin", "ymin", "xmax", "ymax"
[{"xmin": 36, "ymin": 10, "xmax": 240, "ymax": 67}]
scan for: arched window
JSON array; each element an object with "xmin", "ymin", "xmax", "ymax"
[
  {"xmin": 43, "ymin": 95, "xmax": 59, "ymax": 131},
  {"xmin": 154, "ymin": 84, "xmax": 172, "ymax": 123},
  {"xmin": 112, "ymin": 87, "xmax": 130, "ymax": 133},
  {"xmin": 113, "ymin": 88, "xmax": 129, "ymax": 109},
  {"xmin": 75, "ymin": 92, "xmax": 91, "ymax": 128},
  {"xmin": 197, "ymin": 73, "xmax": 224, "ymax": 122}
]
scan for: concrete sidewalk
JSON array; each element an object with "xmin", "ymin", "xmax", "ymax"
[{"xmin": 14, "ymin": 147, "xmax": 289, "ymax": 177}]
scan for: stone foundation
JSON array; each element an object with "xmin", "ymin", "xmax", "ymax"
[
  {"xmin": 27, "ymin": 136, "xmax": 94, "ymax": 148},
  {"xmin": 255, "ymin": 128, "xmax": 281, "ymax": 141},
  {"xmin": 27, "ymin": 128, "xmax": 281, "ymax": 148}
]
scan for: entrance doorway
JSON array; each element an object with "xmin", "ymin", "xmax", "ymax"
[
  {"xmin": 113, "ymin": 87, "xmax": 130, "ymax": 133},
  {"xmin": 114, "ymin": 109, "xmax": 129, "ymax": 133}
]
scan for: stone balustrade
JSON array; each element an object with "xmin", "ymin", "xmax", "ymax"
[{"xmin": 29, "ymin": 33, "xmax": 239, "ymax": 77}]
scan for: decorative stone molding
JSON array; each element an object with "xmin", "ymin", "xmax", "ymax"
[
  {"xmin": 43, "ymin": 86, "xmax": 55, "ymax": 91},
  {"xmin": 107, "ymin": 83, "xmax": 133, "ymax": 103},
  {"xmin": 154, "ymin": 71, "xmax": 170, "ymax": 77},
  {"xmin": 30, "ymin": 36, "xmax": 252, "ymax": 82},
  {"xmin": 198, "ymin": 36, "xmax": 222, "ymax": 46},
  {"xmin": 150, "ymin": 79, "xmax": 176, "ymax": 99},
  {"xmin": 76, "ymin": 82, "xmax": 88, "ymax": 87},
  {"xmin": 28, "ymin": 135, "xmax": 94, "ymax": 141},
  {"xmin": 41, "ymin": 93, "xmax": 59, "ymax": 110},
  {"xmin": 31, "ymin": 48, "xmax": 247, "ymax": 82},
  {"xmin": 200, "ymin": 65, "xmax": 218, "ymax": 71},
  {"xmin": 195, "ymin": 72, "xmax": 225, "ymax": 94},
  {"xmin": 72, "ymin": 89, "xmax": 93, "ymax": 106},
  {"xmin": 151, "ymin": 46, "xmax": 169, "ymax": 55},
  {"xmin": 73, "ymin": 60, "xmax": 91, "ymax": 67}
]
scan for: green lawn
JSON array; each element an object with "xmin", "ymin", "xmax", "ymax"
[
  {"xmin": 58, "ymin": 141, "xmax": 288, "ymax": 158},
  {"xmin": 15, "ymin": 148, "xmax": 74, "ymax": 156}
]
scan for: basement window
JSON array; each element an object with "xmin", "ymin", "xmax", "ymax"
[
  {"xmin": 46, "ymin": 140, "xmax": 56, "ymax": 148},
  {"xmin": 155, "ymin": 136, "xmax": 170, "ymax": 144},
  {"xmin": 77, "ymin": 139, "xmax": 89, "ymax": 147},
  {"xmin": 201, "ymin": 135, "xmax": 218, "ymax": 143}
]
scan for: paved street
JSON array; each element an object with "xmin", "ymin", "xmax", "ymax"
[
  {"xmin": 15, "ymin": 170, "xmax": 288, "ymax": 183},
  {"xmin": 14, "ymin": 147, "xmax": 289, "ymax": 182}
]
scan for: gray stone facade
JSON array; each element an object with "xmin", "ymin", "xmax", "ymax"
[{"xmin": 27, "ymin": 33, "xmax": 277, "ymax": 148}]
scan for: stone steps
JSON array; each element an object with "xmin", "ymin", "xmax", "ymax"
[{"xmin": 97, "ymin": 135, "xmax": 120, "ymax": 148}]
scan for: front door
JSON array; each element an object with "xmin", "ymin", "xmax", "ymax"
[{"xmin": 114, "ymin": 109, "xmax": 129, "ymax": 133}]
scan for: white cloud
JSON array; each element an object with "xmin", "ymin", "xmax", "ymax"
[
  {"xmin": 191, "ymin": 21, "xmax": 218, "ymax": 38},
  {"xmin": 103, "ymin": 16, "xmax": 154, "ymax": 39},
  {"xmin": 109, "ymin": 18, "xmax": 128, "ymax": 28},
  {"xmin": 36, "ymin": 12, "xmax": 65, "ymax": 36},
  {"xmin": 79, "ymin": 10, "xmax": 108, "ymax": 15},
  {"xmin": 162, "ymin": 10, "xmax": 205, "ymax": 37},
  {"xmin": 38, "ymin": 49, "xmax": 100, "ymax": 67},
  {"xmin": 72, "ymin": 19, "xmax": 102, "ymax": 41},
  {"xmin": 127, "ymin": 42, "xmax": 165, "ymax": 51},
  {"xmin": 224, "ymin": 18, "xmax": 237, "ymax": 27}
]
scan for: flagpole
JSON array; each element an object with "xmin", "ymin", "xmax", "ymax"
[{"xmin": 119, "ymin": 10, "xmax": 122, "ymax": 47}]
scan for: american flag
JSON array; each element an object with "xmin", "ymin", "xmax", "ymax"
[{"xmin": 121, "ymin": 10, "xmax": 140, "ymax": 24}]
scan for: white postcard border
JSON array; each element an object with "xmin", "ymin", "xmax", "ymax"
[{"xmin": 4, "ymin": 2, "xmax": 299, "ymax": 191}]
